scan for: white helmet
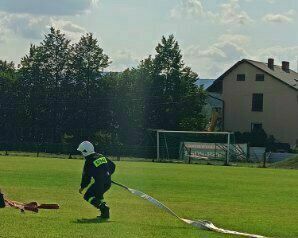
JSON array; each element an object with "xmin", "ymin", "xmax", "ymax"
[{"xmin": 77, "ymin": 141, "xmax": 95, "ymax": 157}]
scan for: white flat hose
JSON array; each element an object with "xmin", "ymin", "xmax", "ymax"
[{"xmin": 112, "ymin": 181, "xmax": 272, "ymax": 238}]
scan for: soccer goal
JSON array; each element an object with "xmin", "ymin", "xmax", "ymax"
[{"xmin": 152, "ymin": 130, "xmax": 247, "ymax": 165}]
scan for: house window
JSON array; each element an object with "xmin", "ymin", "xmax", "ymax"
[
  {"xmin": 251, "ymin": 123, "xmax": 263, "ymax": 132},
  {"xmin": 237, "ymin": 74, "xmax": 245, "ymax": 81},
  {"xmin": 252, "ymin": 93, "xmax": 263, "ymax": 112},
  {"xmin": 256, "ymin": 74, "xmax": 264, "ymax": 81}
]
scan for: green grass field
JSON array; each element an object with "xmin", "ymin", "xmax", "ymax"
[{"xmin": 0, "ymin": 156, "xmax": 297, "ymax": 238}]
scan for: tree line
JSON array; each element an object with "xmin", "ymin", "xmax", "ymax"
[{"xmin": 0, "ymin": 28, "xmax": 207, "ymax": 156}]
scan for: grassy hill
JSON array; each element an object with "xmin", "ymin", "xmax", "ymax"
[
  {"xmin": 0, "ymin": 156, "xmax": 298, "ymax": 238},
  {"xmin": 270, "ymin": 156, "xmax": 298, "ymax": 169}
]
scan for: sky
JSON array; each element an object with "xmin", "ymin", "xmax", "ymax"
[{"xmin": 0, "ymin": 0, "xmax": 297, "ymax": 78}]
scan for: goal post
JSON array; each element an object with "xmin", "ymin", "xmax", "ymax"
[{"xmin": 153, "ymin": 130, "xmax": 236, "ymax": 165}]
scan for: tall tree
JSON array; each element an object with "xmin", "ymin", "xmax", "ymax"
[
  {"xmin": 41, "ymin": 27, "xmax": 71, "ymax": 142},
  {"xmin": 19, "ymin": 28, "xmax": 72, "ymax": 143},
  {"xmin": 144, "ymin": 35, "xmax": 207, "ymax": 130},
  {"xmin": 111, "ymin": 68, "xmax": 148, "ymax": 146},
  {"xmin": 0, "ymin": 61, "xmax": 17, "ymax": 145},
  {"xmin": 70, "ymin": 33, "xmax": 110, "ymax": 139}
]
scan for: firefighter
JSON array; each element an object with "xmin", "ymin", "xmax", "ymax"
[{"xmin": 77, "ymin": 141, "xmax": 116, "ymax": 219}]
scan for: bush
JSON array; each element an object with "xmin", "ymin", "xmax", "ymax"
[
  {"xmin": 234, "ymin": 129, "xmax": 267, "ymax": 147},
  {"xmin": 250, "ymin": 128, "xmax": 267, "ymax": 147}
]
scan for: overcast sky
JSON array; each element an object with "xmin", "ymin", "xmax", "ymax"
[{"xmin": 0, "ymin": 0, "xmax": 297, "ymax": 78}]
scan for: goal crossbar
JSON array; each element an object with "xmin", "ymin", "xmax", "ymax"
[
  {"xmin": 151, "ymin": 130, "xmax": 233, "ymax": 164},
  {"xmin": 154, "ymin": 130, "xmax": 232, "ymax": 135}
]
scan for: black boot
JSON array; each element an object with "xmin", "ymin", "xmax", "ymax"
[{"xmin": 98, "ymin": 202, "xmax": 110, "ymax": 219}]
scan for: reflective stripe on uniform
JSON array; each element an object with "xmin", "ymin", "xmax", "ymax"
[
  {"xmin": 88, "ymin": 196, "xmax": 95, "ymax": 203},
  {"xmin": 93, "ymin": 156, "xmax": 108, "ymax": 167}
]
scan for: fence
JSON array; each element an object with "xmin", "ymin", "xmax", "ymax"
[
  {"xmin": 1, "ymin": 142, "xmax": 296, "ymax": 167},
  {"xmin": 0, "ymin": 142, "xmax": 157, "ymax": 160}
]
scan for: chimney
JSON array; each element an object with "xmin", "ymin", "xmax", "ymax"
[
  {"xmin": 268, "ymin": 58, "xmax": 274, "ymax": 70},
  {"xmin": 282, "ymin": 61, "xmax": 290, "ymax": 73}
]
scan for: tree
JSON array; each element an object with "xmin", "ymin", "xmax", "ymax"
[
  {"xmin": 18, "ymin": 44, "xmax": 46, "ymax": 143},
  {"xmin": 17, "ymin": 29, "xmax": 111, "ymax": 147},
  {"xmin": 0, "ymin": 60, "xmax": 15, "ymax": 79},
  {"xmin": 0, "ymin": 61, "xmax": 17, "ymax": 150},
  {"xmin": 70, "ymin": 33, "xmax": 110, "ymax": 140},
  {"xmin": 1, "ymin": 31, "xmax": 207, "ymax": 157},
  {"xmin": 143, "ymin": 35, "xmax": 207, "ymax": 130},
  {"xmin": 107, "ymin": 35, "xmax": 207, "ymax": 157},
  {"xmin": 111, "ymin": 68, "xmax": 148, "ymax": 146},
  {"xmin": 40, "ymin": 27, "xmax": 72, "ymax": 142},
  {"xmin": 18, "ymin": 27, "xmax": 72, "ymax": 143}
]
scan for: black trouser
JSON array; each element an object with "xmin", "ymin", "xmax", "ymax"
[{"xmin": 84, "ymin": 181, "xmax": 111, "ymax": 209}]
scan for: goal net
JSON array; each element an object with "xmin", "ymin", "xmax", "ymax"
[{"xmin": 153, "ymin": 130, "xmax": 247, "ymax": 165}]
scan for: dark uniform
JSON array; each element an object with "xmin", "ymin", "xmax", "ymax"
[{"xmin": 80, "ymin": 153, "xmax": 115, "ymax": 218}]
